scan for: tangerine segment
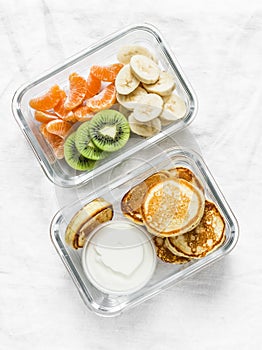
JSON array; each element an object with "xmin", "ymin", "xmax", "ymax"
[
  {"xmin": 74, "ymin": 105, "xmax": 94, "ymax": 122},
  {"xmin": 85, "ymin": 83, "xmax": 116, "ymax": 112},
  {"xmin": 64, "ymin": 73, "xmax": 87, "ymax": 110},
  {"xmin": 85, "ymin": 73, "xmax": 101, "ymax": 99},
  {"xmin": 29, "ymin": 85, "xmax": 64, "ymax": 111},
  {"xmin": 90, "ymin": 63, "xmax": 124, "ymax": 82},
  {"xmin": 34, "ymin": 110, "xmax": 58, "ymax": 123},
  {"xmin": 46, "ymin": 119, "xmax": 72, "ymax": 139},
  {"xmin": 40, "ymin": 124, "xmax": 64, "ymax": 159},
  {"xmin": 54, "ymin": 94, "xmax": 78, "ymax": 123}
]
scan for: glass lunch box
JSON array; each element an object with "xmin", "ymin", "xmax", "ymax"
[
  {"xmin": 12, "ymin": 24, "xmax": 197, "ymax": 187},
  {"xmin": 50, "ymin": 147, "xmax": 239, "ymax": 317},
  {"xmin": 12, "ymin": 23, "xmax": 239, "ymax": 316}
]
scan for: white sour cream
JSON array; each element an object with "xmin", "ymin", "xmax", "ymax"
[{"xmin": 81, "ymin": 221, "xmax": 156, "ymax": 295}]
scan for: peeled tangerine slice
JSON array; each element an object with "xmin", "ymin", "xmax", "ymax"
[
  {"xmin": 130, "ymin": 54, "xmax": 160, "ymax": 84},
  {"xmin": 46, "ymin": 119, "xmax": 72, "ymax": 139},
  {"xmin": 160, "ymin": 94, "xmax": 187, "ymax": 123},
  {"xmin": 115, "ymin": 64, "xmax": 140, "ymax": 95},
  {"xmin": 64, "ymin": 73, "xmax": 88, "ymax": 111},
  {"xmin": 29, "ymin": 85, "xmax": 64, "ymax": 111},
  {"xmin": 85, "ymin": 83, "xmax": 116, "ymax": 112},
  {"xmin": 143, "ymin": 71, "xmax": 176, "ymax": 97},
  {"xmin": 141, "ymin": 178, "xmax": 205, "ymax": 237},
  {"xmin": 133, "ymin": 93, "xmax": 163, "ymax": 122},
  {"xmin": 116, "ymin": 86, "xmax": 147, "ymax": 110},
  {"xmin": 90, "ymin": 63, "xmax": 123, "ymax": 82},
  {"xmin": 40, "ymin": 124, "xmax": 64, "ymax": 159},
  {"xmin": 128, "ymin": 113, "xmax": 161, "ymax": 137}
]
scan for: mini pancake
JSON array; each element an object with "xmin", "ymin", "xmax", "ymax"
[
  {"xmin": 65, "ymin": 198, "xmax": 113, "ymax": 249},
  {"xmin": 121, "ymin": 171, "xmax": 170, "ymax": 225},
  {"xmin": 141, "ymin": 178, "xmax": 205, "ymax": 237},
  {"xmin": 153, "ymin": 237, "xmax": 190, "ymax": 264},
  {"xmin": 166, "ymin": 201, "xmax": 225, "ymax": 258},
  {"xmin": 167, "ymin": 167, "xmax": 204, "ymax": 193}
]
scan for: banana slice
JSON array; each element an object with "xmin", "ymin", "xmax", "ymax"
[
  {"xmin": 130, "ymin": 55, "xmax": 160, "ymax": 84},
  {"xmin": 129, "ymin": 113, "xmax": 161, "ymax": 137},
  {"xmin": 117, "ymin": 45, "xmax": 157, "ymax": 64},
  {"xmin": 143, "ymin": 71, "xmax": 175, "ymax": 96},
  {"xmin": 116, "ymin": 86, "xmax": 147, "ymax": 111},
  {"xmin": 133, "ymin": 93, "xmax": 163, "ymax": 122},
  {"xmin": 115, "ymin": 64, "xmax": 140, "ymax": 95},
  {"xmin": 160, "ymin": 93, "xmax": 187, "ymax": 122}
]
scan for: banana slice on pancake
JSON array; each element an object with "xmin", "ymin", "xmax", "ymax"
[
  {"xmin": 65, "ymin": 198, "xmax": 113, "ymax": 249},
  {"xmin": 153, "ymin": 237, "xmax": 191, "ymax": 264},
  {"xmin": 121, "ymin": 171, "xmax": 170, "ymax": 225},
  {"xmin": 141, "ymin": 178, "xmax": 205, "ymax": 237},
  {"xmin": 166, "ymin": 201, "xmax": 225, "ymax": 258}
]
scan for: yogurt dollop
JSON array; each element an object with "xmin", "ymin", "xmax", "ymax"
[{"xmin": 82, "ymin": 221, "xmax": 156, "ymax": 295}]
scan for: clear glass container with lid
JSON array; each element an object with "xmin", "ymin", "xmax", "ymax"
[
  {"xmin": 50, "ymin": 147, "xmax": 239, "ymax": 317},
  {"xmin": 12, "ymin": 24, "xmax": 197, "ymax": 187}
]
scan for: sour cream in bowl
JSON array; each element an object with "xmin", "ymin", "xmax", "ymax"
[{"xmin": 81, "ymin": 221, "xmax": 156, "ymax": 295}]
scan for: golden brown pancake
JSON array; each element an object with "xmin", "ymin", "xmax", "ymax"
[
  {"xmin": 168, "ymin": 167, "xmax": 204, "ymax": 193},
  {"xmin": 153, "ymin": 237, "xmax": 190, "ymax": 264},
  {"xmin": 121, "ymin": 171, "xmax": 170, "ymax": 225},
  {"xmin": 141, "ymin": 178, "xmax": 205, "ymax": 237},
  {"xmin": 65, "ymin": 198, "xmax": 113, "ymax": 249},
  {"xmin": 166, "ymin": 201, "xmax": 225, "ymax": 258}
]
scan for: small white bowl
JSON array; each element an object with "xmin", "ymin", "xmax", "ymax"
[{"xmin": 81, "ymin": 221, "xmax": 156, "ymax": 295}]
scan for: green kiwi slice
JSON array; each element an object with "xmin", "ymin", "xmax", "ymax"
[
  {"xmin": 75, "ymin": 121, "xmax": 108, "ymax": 160},
  {"xmin": 64, "ymin": 132, "xmax": 96, "ymax": 171},
  {"xmin": 89, "ymin": 110, "xmax": 130, "ymax": 152}
]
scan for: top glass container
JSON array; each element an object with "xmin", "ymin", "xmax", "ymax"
[{"xmin": 12, "ymin": 24, "xmax": 197, "ymax": 187}]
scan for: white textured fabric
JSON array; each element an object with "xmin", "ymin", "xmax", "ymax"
[{"xmin": 1, "ymin": 0, "xmax": 262, "ymax": 348}]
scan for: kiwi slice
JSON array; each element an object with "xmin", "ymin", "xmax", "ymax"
[
  {"xmin": 89, "ymin": 110, "xmax": 130, "ymax": 152},
  {"xmin": 75, "ymin": 121, "xmax": 108, "ymax": 160},
  {"xmin": 64, "ymin": 132, "xmax": 96, "ymax": 171}
]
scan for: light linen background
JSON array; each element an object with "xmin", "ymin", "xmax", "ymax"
[{"xmin": 0, "ymin": 0, "xmax": 261, "ymax": 349}]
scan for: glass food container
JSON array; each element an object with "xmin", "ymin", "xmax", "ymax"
[
  {"xmin": 50, "ymin": 147, "xmax": 239, "ymax": 317},
  {"xmin": 12, "ymin": 24, "xmax": 197, "ymax": 187}
]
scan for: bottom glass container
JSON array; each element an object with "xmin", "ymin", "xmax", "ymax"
[{"xmin": 50, "ymin": 147, "xmax": 239, "ymax": 317}]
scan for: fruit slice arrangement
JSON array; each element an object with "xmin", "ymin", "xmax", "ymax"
[
  {"xmin": 115, "ymin": 45, "xmax": 187, "ymax": 137},
  {"xmin": 64, "ymin": 110, "xmax": 130, "ymax": 171},
  {"xmin": 28, "ymin": 45, "xmax": 187, "ymax": 172},
  {"xmin": 29, "ymin": 65, "xmax": 122, "ymax": 163}
]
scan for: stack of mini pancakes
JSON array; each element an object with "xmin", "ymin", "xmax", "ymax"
[{"xmin": 121, "ymin": 167, "xmax": 226, "ymax": 264}]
